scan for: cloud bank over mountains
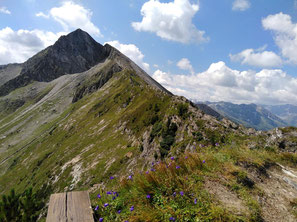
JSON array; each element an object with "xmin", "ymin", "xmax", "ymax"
[{"xmin": 153, "ymin": 60, "xmax": 297, "ymax": 105}]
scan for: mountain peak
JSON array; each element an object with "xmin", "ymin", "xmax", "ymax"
[
  {"xmin": 0, "ymin": 29, "xmax": 170, "ymax": 97},
  {"xmin": 54, "ymin": 28, "xmax": 95, "ymax": 47},
  {"xmin": 0, "ymin": 29, "xmax": 108, "ymax": 96}
]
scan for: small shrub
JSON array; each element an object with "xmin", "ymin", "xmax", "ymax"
[{"xmin": 177, "ymin": 103, "xmax": 189, "ymax": 119}]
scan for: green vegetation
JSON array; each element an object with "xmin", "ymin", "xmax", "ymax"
[
  {"xmin": 0, "ymin": 185, "xmax": 51, "ymax": 222},
  {"xmin": 160, "ymin": 119, "xmax": 178, "ymax": 158},
  {"xmin": 291, "ymin": 199, "xmax": 297, "ymax": 218},
  {"xmin": 177, "ymin": 103, "xmax": 189, "ymax": 119}
]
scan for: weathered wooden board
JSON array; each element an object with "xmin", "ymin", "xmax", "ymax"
[
  {"xmin": 46, "ymin": 192, "xmax": 67, "ymax": 222},
  {"xmin": 67, "ymin": 191, "xmax": 94, "ymax": 222},
  {"xmin": 46, "ymin": 191, "xmax": 94, "ymax": 222}
]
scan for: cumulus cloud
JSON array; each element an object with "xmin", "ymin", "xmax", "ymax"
[
  {"xmin": 232, "ymin": 0, "xmax": 250, "ymax": 11},
  {"xmin": 230, "ymin": 47, "xmax": 283, "ymax": 68},
  {"xmin": 105, "ymin": 40, "xmax": 150, "ymax": 72},
  {"xmin": 152, "ymin": 61, "xmax": 297, "ymax": 105},
  {"xmin": 262, "ymin": 13, "xmax": 297, "ymax": 64},
  {"xmin": 0, "ymin": 27, "xmax": 65, "ymax": 64},
  {"xmin": 37, "ymin": 1, "xmax": 102, "ymax": 37},
  {"xmin": 131, "ymin": 0, "xmax": 208, "ymax": 44},
  {"xmin": 177, "ymin": 58, "xmax": 194, "ymax": 74},
  {"xmin": 0, "ymin": 7, "xmax": 11, "ymax": 14}
]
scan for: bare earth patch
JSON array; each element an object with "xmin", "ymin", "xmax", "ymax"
[
  {"xmin": 204, "ymin": 179, "xmax": 248, "ymax": 216},
  {"xmin": 256, "ymin": 165, "xmax": 297, "ymax": 222}
]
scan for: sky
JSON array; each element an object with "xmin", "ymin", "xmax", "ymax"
[{"xmin": 0, "ymin": 0, "xmax": 297, "ymax": 105}]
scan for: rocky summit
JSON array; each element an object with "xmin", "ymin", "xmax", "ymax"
[{"xmin": 0, "ymin": 29, "xmax": 297, "ymax": 222}]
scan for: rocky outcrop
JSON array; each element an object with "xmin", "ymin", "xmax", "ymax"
[{"xmin": 72, "ymin": 63, "xmax": 123, "ymax": 103}]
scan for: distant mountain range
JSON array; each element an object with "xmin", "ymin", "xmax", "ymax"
[
  {"xmin": 194, "ymin": 101, "xmax": 297, "ymax": 130},
  {"xmin": 263, "ymin": 104, "xmax": 297, "ymax": 127}
]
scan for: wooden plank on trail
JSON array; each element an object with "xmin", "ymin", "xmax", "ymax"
[
  {"xmin": 46, "ymin": 192, "xmax": 67, "ymax": 222},
  {"xmin": 46, "ymin": 191, "xmax": 94, "ymax": 222},
  {"xmin": 67, "ymin": 191, "xmax": 94, "ymax": 222}
]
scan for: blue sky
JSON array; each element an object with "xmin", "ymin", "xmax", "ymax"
[{"xmin": 1, "ymin": 0, "xmax": 297, "ymax": 105}]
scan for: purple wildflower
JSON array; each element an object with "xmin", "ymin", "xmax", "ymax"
[
  {"xmin": 97, "ymin": 194, "xmax": 101, "ymax": 199},
  {"xmin": 215, "ymin": 143, "xmax": 219, "ymax": 146},
  {"xmin": 106, "ymin": 191, "xmax": 112, "ymax": 195},
  {"xmin": 180, "ymin": 191, "xmax": 184, "ymax": 196},
  {"xmin": 185, "ymin": 156, "xmax": 188, "ymax": 159},
  {"xmin": 117, "ymin": 210, "xmax": 121, "ymax": 214},
  {"xmin": 176, "ymin": 165, "xmax": 180, "ymax": 169},
  {"xmin": 112, "ymin": 196, "xmax": 116, "ymax": 200},
  {"xmin": 130, "ymin": 206, "xmax": 134, "ymax": 211},
  {"xmin": 146, "ymin": 194, "xmax": 151, "ymax": 199},
  {"xmin": 151, "ymin": 168, "xmax": 156, "ymax": 172},
  {"xmin": 104, "ymin": 203, "xmax": 109, "ymax": 207},
  {"xmin": 152, "ymin": 162, "xmax": 154, "ymax": 166},
  {"xmin": 170, "ymin": 157, "xmax": 174, "ymax": 160},
  {"xmin": 194, "ymin": 198, "xmax": 197, "ymax": 204},
  {"xmin": 94, "ymin": 205, "xmax": 99, "ymax": 211},
  {"xmin": 128, "ymin": 175, "xmax": 133, "ymax": 180},
  {"xmin": 99, "ymin": 218, "xmax": 104, "ymax": 222},
  {"xmin": 110, "ymin": 176, "xmax": 114, "ymax": 180},
  {"xmin": 169, "ymin": 217, "xmax": 176, "ymax": 221},
  {"xmin": 145, "ymin": 171, "xmax": 149, "ymax": 174},
  {"xmin": 202, "ymin": 160, "xmax": 206, "ymax": 163}
]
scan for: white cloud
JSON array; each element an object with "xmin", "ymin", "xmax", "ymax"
[
  {"xmin": 177, "ymin": 58, "xmax": 194, "ymax": 74},
  {"xmin": 131, "ymin": 0, "xmax": 208, "ymax": 44},
  {"xmin": 37, "ymin": 1, "xmax": 102, "ymax": 37},
  {"xmin": 0, "ymin": 27, "xmax": 64, "ymax": 65},
  {"xmin": 232, "ymin": 0, "xmax": 250, "ymax": 11},
  {"xmin": 230, "ymin": 47, "xmax": 283, "ymax": 68},
  {"xmin": 262, "ymin": 13, "xmax": 297, "ymax": 64},
  {"xmin": 152, "ymin": 61, "xmax": 297, "ymax": 105},
  {"xmin": 35, "ymin": 12, "xmax": 49, "ymax": 18},
  {"xmin": 105, "ymin": 40, "xmax": 150, "ymax": 72},
  {"xmin": 0, "ymin": 6, "xmax": 11, "ymax": 14}
]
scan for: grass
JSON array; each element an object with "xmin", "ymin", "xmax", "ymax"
[{"xmin": 91, "ymin": 150, "xmax": 264, "ymax": 221}]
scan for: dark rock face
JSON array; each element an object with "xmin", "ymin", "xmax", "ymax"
[
  {"xmin": 0, "ymin": 29, "xmax": 109, "ymax": 96},
  {"xmin": 72, "ymin": 63, "xmax": 123, "ymax": 103}
]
